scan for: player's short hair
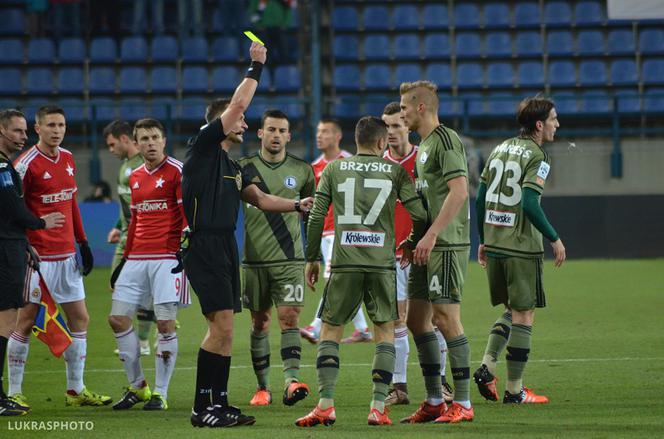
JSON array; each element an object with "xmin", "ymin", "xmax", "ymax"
[
  {"xmin": 102, "ymin": 120, "xmax": 133, "ymax": 140},
  {"xmin": 205, "ymin": 98, "xmax": 231, "ymax": 124},
  {"xmin": 517, "ymin": 95, "xmax": 555, "ymax": 136},
  {"xmin": 399, "ymin": 80, "xmax": 439, "ymax": 112},
  {"xmin": 382, "ymin": 102, "xmax": 401, "ymax": 116},
  {"xmin": 261, "ymin": 109, "xmax": 289, "ymax": 128},
  {"xmin": 0, "ymin": 109, "xmax": 26, "ymax": 127},
  {"xmin": 35, "ymin": 105, "xmax": 65, "ymax": 124},
  {"xmin": 355, "ymin": 116, "xmax": 387, "ymax": 148},
  {"xmin": 318, "ymin": 117, "xmax": 342, "ymax": 133},
  {"xmin": 133, "ymin": 118, "xmax": 165, "ymax": 140}
]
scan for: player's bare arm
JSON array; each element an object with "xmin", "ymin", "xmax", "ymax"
[{"xmin": 241, "ymin": 184, "xmax": 313, "ymax": 213}]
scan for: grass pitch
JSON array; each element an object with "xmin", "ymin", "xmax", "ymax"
[{"xmin": 2, "ymin": 259, "xmax": 663, "ymax": 438}]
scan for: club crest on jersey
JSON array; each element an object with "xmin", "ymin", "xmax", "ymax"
[
  {"xmin": 419, "ymin": 151, "xmax": 428, "ymax": 164},
  {"xmin": 155, "ymin": 177, "xmax": 165, "ymax": 188},
  {"xmin": 284, "ymin": 175, "xmax": 297, "ymax": 189},
  {"xmin": 66, "ymin": 164, "xmax": 74, "ymax": 176},
  {"xmin": 125, "ymin": 168, "xmax": 132, "ymax": 177},
  {"xmin": 235, "ymin": 172, "xmax": 242, "ymax": 190},
  {"xmin": 31, "ymin": 286, "xmax": 40, "ymax": 298}
]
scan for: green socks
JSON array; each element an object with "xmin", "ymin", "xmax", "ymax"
[
  {"xmin": 372, "ymin": 343, "xmax": 395, "ymax": 406},
  {"xmin": 506, "ymin": 324, "xmax": 532, "ymax": 394},
  {"xmin": 250, "ymin": 331, "xmax": 271, "ymax": 388},
  {"xmin": 316, "ymin": 340, "xmax": 340, "ymax": 399},
  {"xmin": 482, "ymin": 310, "xmax": 512, "ymax": 375},
  {"xmin": 414, "ymin": 332, "xmax": 442, "ymax": 402},
  {"xmin": 447, "ymin": 334, "xmax": 471, "ymax": 403},
  {"xmin": 281, "ymin": 328, "xmax": 302, "ymax": 385}
]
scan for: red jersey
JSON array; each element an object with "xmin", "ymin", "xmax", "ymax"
[
  {"xmin": 383, "ymin": 145, "xmax": 417, "ymax": 258},
  {"xmin": 311, "ymin": 149, "xmax": 351, "ymax": 235},
  {"xmin": 124, "ymin": 157, "xmax": 185, "ymax": 260},
  {"xmin": 14, "ymin": 146, "xmax": 86, "ymax": 260}
]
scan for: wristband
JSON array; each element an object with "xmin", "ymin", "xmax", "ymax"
[
  {"xmin": 294, "ymin": 200, "xmax": 301, "ymax": 212},
  {"xmin": 245, "ymin": 61, "xmax": 263, "ymax": 82}
]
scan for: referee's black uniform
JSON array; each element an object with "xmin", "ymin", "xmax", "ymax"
[
  {"xmin": 0, "ymin": 151, "xmax": 45, "ymax": 311},
  {"xmin": 182, "ymin": 118, "xmax": 254, "ymax": 315}
]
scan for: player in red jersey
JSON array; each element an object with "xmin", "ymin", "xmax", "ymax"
[
  {"xmin": 381, "ymin": 102, "xmax": 453, "ymax": 408},
  {"xmin": 299, "ymin": 118, "xmax": 372, "ymax": 345},
  {"xmin": 8, "ymin": 106, "xmax": 111, "ymax": 408},
  {"xmin": 108, "ymin": 118, "xmax": 190, "ymax": 411}
]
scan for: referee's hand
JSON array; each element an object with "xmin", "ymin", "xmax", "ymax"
[
  {"xmin": 250, "ymin": 42, "xmax": 267, "ymax": 64},
  {"xmin": 299, "ymin": 197, "xmax": 314, "ymax": 213}
]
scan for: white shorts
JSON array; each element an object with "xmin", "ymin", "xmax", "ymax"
[
  {"xmin": 24, "ymin": 255, "xmax": 86, "ymax": 305},
  {"xmin": 113, "ymin": 259, "xmax": 191, "ymax": 309},
  {"xmin": 396, "ymin": 259, "xmax": 410, "ymax": 302},
  {"xmin": 321, "ymin": 235, "xmax": 334, "ymax": 279}
]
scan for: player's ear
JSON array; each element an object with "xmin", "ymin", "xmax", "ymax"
[
  {"xmin": 286, "ymin": 132, "xmax": 291, "ymax": 142},
  {"xmin": 257, "ymin": 128, "xmax": 264, "ymax": 139}
]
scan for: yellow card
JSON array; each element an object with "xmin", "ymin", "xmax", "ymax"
[{"xmin": 244, "ymin": 31, "xmax": 265, "ymax": 46}]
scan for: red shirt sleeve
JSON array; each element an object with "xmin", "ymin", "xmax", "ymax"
[{"xmin": 71, "ymin": 195, "xmax": 87, "ymax": 243}]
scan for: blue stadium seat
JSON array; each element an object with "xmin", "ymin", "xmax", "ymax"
[
  {"xmin": 514, "ymin": 2, "xmax": 540, "ymax": 28},
  {"xmin": 393, "ymin": 5, "xmax": 419, "ymax": 30},
  {"xmin": 454, "ymin": 3, "xmax": 480, "ymax": 29},
  {"xmin": 439, "ymin": 92, "xmax": 459, "ymax": 117},
  {"xmin": 456, "ymin": 63, "xmax": 484, "ymax": 89},
  {"xmin": 607, "ymin": 30, "xmax": 635, "ymax": 55},
  {"xmin": 281, "ymin": 100, "xmax": 304, "ymax": 119},
  {"xmin": 245, "ymin": 98, "xmax": 273, "ymax": 120},
  {"xmin": 179, "ymin": 97, "xmax": 207, "ymax": 122},
  {"xmin": 455, "ymin": 33, "xmax": 482, "ymax": 59},
  {"xmin": 334, "ymin": 65, "xmax": 360, "ymax": 91},
  {"xmin": 575, "ymin": 1, "xmax": 604, "ymax": 26},
  {"xmin": 149, "ymin": 98, "xmax": 176, "ymax": 120},
  {"xmin": 487, "ymin": 92, "xmax": 519, "ymax": 115},
  {"xmin": 483, "ymin": 3, "xmax": 510, "ymax": 29},
  {"xmin": 58, "ymin": 38, "xmax": 85, "ymax": 64},
  {"xmin": 274, "ymin": 65, "xmax": 300, "ymax": 92},
  {"xmin": 119, "ymin": 98, "xmax": 148, "ymax": 122},
  {"xmin": 119, "ymin": 67, "xmax": 147, "ymax": 93},
  {"xmin": 181, "ymin": 37, "xmax": 209, "ymax": 62},
  {"xmin": 547, "ymin": 31, "xmax": 574, "ymax": 57},
  {"xmin": 90, "ymin": 37, "xmax": 117, "ymax": 63},
  {"xmin": 395, "ymin": 64, "xmax": 422, "ymax": 86},
  {"xmin": 0, "ymin": 9, "xmax": 25, "ymax": 35},
  {"xmin": 211, "ymin": 66, "xmax": 241, "ymax": 93},
  {"xmin": 363, "ymin": 64, "xmax": 391, "ymax": 90},
  {"xmin": 577, "ymin": 30, "xmax": 605, "ymax": 56},
  {"xmin": 363, "ymin": 35, "xmax": 390, "ymax": 61},
  {"xmin": 150, "ymin": 66, "xmax": 177, "ymax": 93},
  {"xmin": 151, "ymin": 36, "xmax": 178, "ymax": 62},
  {"xmin": 424, "ymin": 33, "xmax": 451, "ymax": 59},
  {"xmin": 333, "ymin": 35, "xmax": 359, "ymax": 61},
  {"xmin": 332, "ymin": 7, "xmax": 359, "ymax": 31},
  {"xmin": 26, "ymin": 68, "xmax": 54, "ymax": 95},
  {"xmin": 639, "ymin": 29, "xmax": 664, "ymax": 55},
  {"xmin": 548, "ymin": 61, "xmax": 576, "ymax": 87},
  {"xmin": 0, "ymin": 39, "xmax": 23, "ymax": 64},
  {"xmin": 0, "ymin": 69, "xmax": 21, "ymax": 95},
  {"xmin": 642, "ymin": 59, "xmax": 664, "ymax": 85},
  {"xmin": 89, "ymin": 67, "xmax": 115, "ymax": 94},
  {"xmin": 89, "ymin": 98, "xmax": 116, "ymax": 121},
  {"xmin": 518, "ymin": 61, "xmax": 544, "ymax": 88},
  {"xmin": 364, "ymin": 95, "xmax": 391, "ymax": 116},
  {"xmin": 579, "ymin": 61, "xmax": 607, "ymax": 86},
  {"xmin": 615, "ymin": 90, "xmax": 641, "ymax": 114},
  {"xmin": 485, "ymin": 32, "xmax": 512, "ymax": 58},
  {"xmin": 424, "ymin": 63, "xmax": 452, "ymax": 88},
  {"xmin": 211, "ymin": 37, "xmax": 240, "ymax": 62},
  {"xmin": 120, "ymin": 36, "xmax": 148, "ymax": 62},
  {"xmin": 459, "ymin": 93, "xmax": 484, "ymax": 116},
  {"xmin": 363, "ymin": 6, "xmax": 391, "ymax": 30},
  {"xmin": 544, "ymin": 1, "xmax": 572, "ymax": 27},
  {"xmin": 333, "ymin": 95, "xmax": 361, "ymax": 119},
  {"xmin": 515, "ymin": 32, "xmax": 542, "ymax": 57},
  {"xmin": 59, "ymin": 98, "xmax": 86, "ymax": 123},
  {"xmin": 28, "ymin": 38, "xmax": 56, "ymax": 63},
  {"xmin": 182, "ymin": 67, "xmax": 208, "ymax": 93},
  {"xmin": 486, "ymin": 62, "xmax": 514, "ymax": 88},
  {"xmin": 644, "ymin": 88, "xmax": 664, "ymax": 113},
  {"xmin": 422, "ymin": 5, "xmax": 449, "ymax": 29},
  {"xmin": 394, "ymin": 35, "xmax": 421, "ymax": 60},
  {"xmin": 552, "ymin": 91, "xmax": 578, "ymax": 114},
  {"xmin": 579, "ymin": 91, "xmax": 611, "ymax": 114},
  {"xmin": 610, "ymin": 60, "xmax": 638, "ymax": 86},
  {"xmin": 57, "ymin": 68, "xmax": 85, "ymax": 94}
]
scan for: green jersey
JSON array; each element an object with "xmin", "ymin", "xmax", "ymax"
[
  {"xmin": 480, "ymin": 136, "xmax": 551, "ymax": 258},
  {"xmin": 239, "ymin": 152, "xmax": 315, "ymax": 267},
  {"xmin": 414, "ymin": 124, "xmax": 470, "ymax": 250},
  {"xmin": 306, "ymin": 154, "xmax": 427, "ymax": 273},
  {"xmin": 117, "ymin": 153, "xmax": 144, "ymax": 231}
]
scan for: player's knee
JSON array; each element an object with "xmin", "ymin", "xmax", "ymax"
[
  {"xmin": 108, "ymin": 314, "xmax": 131, "ymax": 332},
  {"xmin": 277, "ymin": 307, "xmax": 300, "ymax": 329},
  {"xmin": 156, "ymin": 319, "xmax": 175, "ymax": 334},
  {"xmin": 251, "ymin": 311, "xmax": 271, "ymax": 333}
]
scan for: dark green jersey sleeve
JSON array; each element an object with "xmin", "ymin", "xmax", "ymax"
[
  {"xmin": 522, "ymin": 152, "xmax": 550, "ymax": 194},
  {"xmin": 438, "ymin": 145, "xmax": 468, "ymax": 182},
  {"xmin": 301, "ymin": 165, "xmax": 316, "ymax": 198},
  {"xmin": 305, "ymin": 164, "xmax": 332, "ymax": 262}
]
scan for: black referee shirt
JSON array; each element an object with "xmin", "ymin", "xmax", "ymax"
[
  {"xmin": 0, "ymin": 151, "xmax": 44, "ymax": 240},
  {"xmin": 182, "ymin": 118, "xmax": 255, "ymax": 232}
]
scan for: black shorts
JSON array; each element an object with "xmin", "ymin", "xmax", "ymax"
[
  {"xmin": 183, "ymin": 231, "xmax": 242, "ymax": 315},
  {"xmin": 0, "ymin": 239, "xmax": 28, "ymax": 311}
]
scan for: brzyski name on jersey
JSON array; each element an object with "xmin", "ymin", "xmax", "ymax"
[{"xmin": 339, "ymin": 161, "xmax": 393, "ymax": 173}]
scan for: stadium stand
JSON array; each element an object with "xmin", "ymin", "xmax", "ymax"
[
  {"xmin": 58, "ymin": 38, "xmax": 86, "ymax": 64},
  {"xmin": 0, "ymin": 39, "xmax": 23, "ymax": 64}
]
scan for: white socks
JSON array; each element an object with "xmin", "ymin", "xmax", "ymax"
[
  {"xmin": 154, "ymin": 332, "xmax": 178, "ymax": 399},
  {"xmin": 7, "ymin": 332, "xmax": 29, "ymax": 396},
  {"xmin": 64, "ymin": 331, "xmax": 87, "ymax": 393},
  {"xmin": 434, "ymin": 327, "xmax": 448, "ymax": 378},
  {"xmin": 115, "ymin": 327, "xmax": 145, "ymax": 388},
  {"xmin": 393, "ymin": 326, "xmax": 410, "ymax": 383}
]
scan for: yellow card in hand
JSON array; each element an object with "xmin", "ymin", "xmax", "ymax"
[{"xmin": 243, "ymin": 31, "xmax": 265, "ymax": 46}]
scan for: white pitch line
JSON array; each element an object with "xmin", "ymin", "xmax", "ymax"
[{"xmin": 20, "ymin": 356, "xmax": 664, "ymax": 375}]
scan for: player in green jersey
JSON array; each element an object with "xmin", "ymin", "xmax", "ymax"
[
  {"xmin": 238, "ymin": 109, "xmax": 316, "ymax": 407},
  {"xmin": 104, "ymin": 120, "xmax": 153, "ymax": 356},
  {"xmin": 295, "ymin": 116, "xmax": 427, "ymax": 427},
  {"xmin": 473, "ymin": 95, "xmax": 566, "ymax": 405},
  {"xmin": 398, "ymin": 80, "xmax": 474, "ymax": 424}
]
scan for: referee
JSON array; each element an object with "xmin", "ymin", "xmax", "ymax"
[
  {"xmin": 0, "ymin": 109, "xmax": 64, "ymax": 415},
  {"xmin": 183, "ymin": 43, "xmax": 313, "ymax": 428}
]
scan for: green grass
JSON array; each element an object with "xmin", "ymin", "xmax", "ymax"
[{"xmin": 2, "ymin": 259, "xmax": 663, "ymax": 438}]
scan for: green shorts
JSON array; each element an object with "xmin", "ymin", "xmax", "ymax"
[
  {"xmin": 407, "ymin": 249, "xmax": 469, "ymax": 304},
  {"xmin": 242, "ymin": 264, "xmax": 305, "ymax": 311},
  {"xmin": 486, "ymin": 256, "xmax": 546, "ymax": 311},
  {"xmin": 111, "ymin": 232, "xmax": 128, "ymax": 271},
  {"xmin": 319, "ymin": 271, "xmax": 397, "ymax": 326}
]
